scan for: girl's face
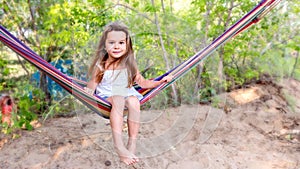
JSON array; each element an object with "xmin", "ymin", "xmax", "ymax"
[{"xmin": 105, "ymin": 31, "xmax": 127, "ymax": 60}]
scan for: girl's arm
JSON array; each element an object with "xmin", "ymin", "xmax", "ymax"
[
  {"xmin": 85, "ymin": 69, "xmax": 99, "ymax": 94},
  {"xmin": 135, "ymin": 72, "xmax": 173, "ymax": 89},
  {"xmin": 85, "ymin": 78, "xmax": 97, "ymax": 94}
]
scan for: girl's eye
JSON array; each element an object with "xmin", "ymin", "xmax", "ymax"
[
  {"xmin": 120, "ymin": 42, "xmax": 125, "ymax": 45},
  {"xmin": 109, "ymin": 42, "xmax": 114, "ymax": 44}
]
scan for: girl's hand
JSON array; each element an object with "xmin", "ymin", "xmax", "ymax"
[
  {"xmin": 161, "ymin": 75, "xmax": 173, "ymax": 83},
  {"xmin": 84, "ymin": 87, "xmax": 94, "ymax": 95}
]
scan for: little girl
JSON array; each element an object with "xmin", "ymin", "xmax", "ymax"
[{"xmin": 86, "ymin": 22, "xmax": 172, "ymax": 165}]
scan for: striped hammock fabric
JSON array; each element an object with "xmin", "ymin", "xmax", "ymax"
[{"xmin": 0, "ymin": 0, "xmax": 281, "ymax": 118}]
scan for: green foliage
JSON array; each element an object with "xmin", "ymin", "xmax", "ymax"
[
  {"xmin": 142, "ymin": 89, "xmax": 172, "ymax": 111},
  {"xmin": 0, "ymin": 57, "xmax": 10, "ymax": 77},
  {"xmin": 42, "ymin": 96, "xmax": 76, "ymax": 120},
  {"xmin": 0, "ymin": 81, "xmax": 44, "ymax": 134},
  {"xmin": 13, "ymin": 82, "xmax": 43, "ymax": 129}
]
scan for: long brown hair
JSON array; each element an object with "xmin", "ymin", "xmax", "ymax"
[{"xmin": 88, "ymin": 21, "xmax": 138, "ymax": 87}]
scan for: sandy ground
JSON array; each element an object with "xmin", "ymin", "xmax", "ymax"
[{"xmin": 0, "ymin": 78, "xmax": 300, "ymax": 169}]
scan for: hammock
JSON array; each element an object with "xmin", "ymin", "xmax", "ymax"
[{"xmin": 0, "ymin": 0, "xmax": 281, "ymax": 118}]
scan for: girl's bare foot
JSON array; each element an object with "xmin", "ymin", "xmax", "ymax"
[{"xmin": 116, "ymin": 146, "xmax": 139, "ymax": 165}]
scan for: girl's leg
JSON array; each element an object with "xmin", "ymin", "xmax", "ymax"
[
  {"xmin": 107, "ymin": 96, "xmax": 137, "ymax": 165},
  {"xmin": 125, "ymin": 96, "xmax": 141, "ymax": 156}
]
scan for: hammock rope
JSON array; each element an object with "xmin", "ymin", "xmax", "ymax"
[{"xmin": 0, "ymin": 0, "xmax": 281, "ymax": 118}]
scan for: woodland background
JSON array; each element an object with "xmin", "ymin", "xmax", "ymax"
[{"xmin": 0, "ymin": 0, "xmax": 299, "ymax": 132}]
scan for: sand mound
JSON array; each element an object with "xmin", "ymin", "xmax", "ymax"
[{"xmin": 0, "ymin": 78, "xmax": 299, "ymax": 169}]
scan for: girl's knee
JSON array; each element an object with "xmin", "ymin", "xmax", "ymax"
[
  {"xmin": 126, "ymin": 96, "xmax": 140, "ymax": 107},
  {"xmin": 109, "ymin": 96, "xmax": 126, "ymax": 113}
]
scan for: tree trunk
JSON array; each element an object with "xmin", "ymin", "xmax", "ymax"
[
  {"xmin": 28, "ymin": 0, "xmax": 51, "ymax": 106},
  {"xmin": 151, "ymin": 0, "xmax": 179, "ymax": 105},
  {"xmin": 193, "ymin": 1, "xmax": 212, "ymax": 97}
]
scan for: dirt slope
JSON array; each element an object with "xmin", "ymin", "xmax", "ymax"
[{"xmin": 0, "ymin": 78, "xmax": 299, "ymax": 169}]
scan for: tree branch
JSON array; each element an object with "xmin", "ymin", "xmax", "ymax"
[
  {"xmin": 116, "ymin": 3, "xmax": 155, "ymax": 24},
  {"xmin": 151, "ymin": 0, "xmax": 170, "ymax": 69}
]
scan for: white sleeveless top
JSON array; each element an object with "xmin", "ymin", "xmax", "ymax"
[{"xmin": 95, "ymin": 69, "xmax": 143, "ymax": 100}]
